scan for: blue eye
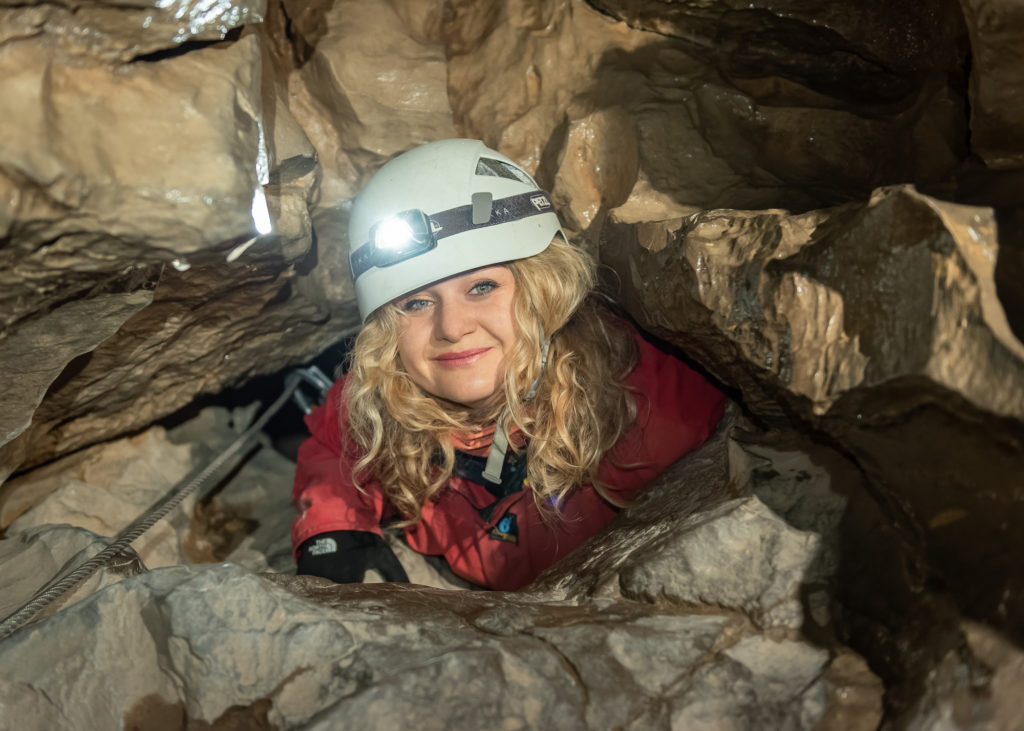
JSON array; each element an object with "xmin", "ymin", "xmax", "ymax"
[
  {"xmin": 470, "ymin": 280, "xmax": 498, "ymax": 295},
  {"xmin": 400, "ymin": 297, "xmax": 431, "ymax": 312}
]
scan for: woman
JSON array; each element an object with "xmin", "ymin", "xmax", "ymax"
[{"xmin": 292, "ymin": 139, "xmax": 724, "ymax": 591}]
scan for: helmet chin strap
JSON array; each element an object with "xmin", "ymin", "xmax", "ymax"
[{"xmin": 482, "ymin": 325, "xmax": 551, "ymax": 484}]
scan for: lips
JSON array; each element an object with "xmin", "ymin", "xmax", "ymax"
[{"xmin": 433, "ymin": 347, "xmax": 492, "ymax": 368}]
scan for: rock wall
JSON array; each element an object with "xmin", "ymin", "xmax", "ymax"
[
  {"xmin": 1, "ymin": 406, "xmax": 893, "ymax": 730},
  {"xmin": 1, "ymin": 0, "xmax": 1023, "ymax": 728},
  {"xmin": 0, "ymin": 0, "xmax": 995, "ymax": 482}
]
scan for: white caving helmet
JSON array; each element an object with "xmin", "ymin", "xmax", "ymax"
[{"xmin": 348, "ymin": 138, "xmax": 564, "ymax": 321}]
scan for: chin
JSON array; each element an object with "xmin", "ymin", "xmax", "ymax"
[
  {"xmin": 437, "ymin": 385, "xmax": 502, "ymax": 411},
  {"xmin": 450, "ymin": 393, "xmax": 498, "ymax": 410}
]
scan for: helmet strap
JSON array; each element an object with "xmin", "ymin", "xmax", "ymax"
[
  {"xmin": 482, "ymin": 324, "xmax": 550, "ymax": 484},
  {"xmin": 481, "ymin": 418, "xmax": 511, "ymax": 484}
]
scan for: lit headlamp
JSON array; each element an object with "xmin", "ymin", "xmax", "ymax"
[
  {"xmin": 349, "ymin": 190, "xmax": 554, "ymax": 282},
  {"xmin": 348, "ymin": 209, "xmax": 437, "ymax": 278}
]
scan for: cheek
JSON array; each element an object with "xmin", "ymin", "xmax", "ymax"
[{"xmin": 494, "ymin": 297, "xmax": 519, "ymax": 345}]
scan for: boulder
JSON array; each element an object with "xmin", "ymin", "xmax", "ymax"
[
  {"xmin": 602, "ymin": 182, "xmax": 1024, "ymax": 667},
  {"xmin": 0, "ymin": 524, "xmax": 138, "ymax": 622},
  {"xmin": 0, "ymin": 401, "xmax": 883, "ymax": 730},
  {"xmin": 0, "ymin": 556, "xmax": 873, "ymax": 730},
  {"xmin": 3, "ymin": 427, "xmax": 200, "ymax": 569}
]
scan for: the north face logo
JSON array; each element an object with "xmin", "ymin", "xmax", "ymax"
[
  {"xmin": 307, "ymin": 536, "xmax": 338, "ymax": 557},
  {"xmin": 488, "ymin": 513, "xmax": 518, "ymax": 545}
]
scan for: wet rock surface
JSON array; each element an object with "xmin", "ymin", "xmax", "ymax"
[{"xmin": 602, "ymin": 185, "xmax": 1024, "ymax": 640}]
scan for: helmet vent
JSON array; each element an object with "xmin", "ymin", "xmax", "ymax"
[{"xmin": 476, "ymin": 158, "xmax": 532, "ymax": 185}]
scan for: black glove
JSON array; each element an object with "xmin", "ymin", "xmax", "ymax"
[{"xmin": 296, "ymin": 530, "xmax": 410, "ymax": 584}]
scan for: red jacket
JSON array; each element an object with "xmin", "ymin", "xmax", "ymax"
[{"xmin": 291, "ymin": 332, "xmax": 725, "ymax": 591}]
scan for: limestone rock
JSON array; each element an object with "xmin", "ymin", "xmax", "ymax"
[
  {"xmin": 0, "ymin": 34, "xmax": 265, "ymax": 266},
  {"xmin": 0, "ymin": 291, "xmax": 152, "ymax": 470},
  {"xmin": 530, "ymin": 404, "xmax": 741, "ymax": 597},
  {"xmin": 550, "ymin": 107, "xmax": 639, "ymax": 235},
  {"xmin": 602, "ymin": 183, "xmax": 1024, "ymax": 640},
  {"xmin": 587, "ymin": 0, "xmax": 966, "ymax": 82},
  {"xmin": 961, "ymin": 621, "xmax": 1024, "ymax": 730},
  {"xmin": 0, "ymin": 18, "xmax": 350, "ymax": 480},
  {"xmin": 0, "ymin": 400, "xmax": 496, "ymax": 637},
  {"xmin": 0, "ymin": 524, "xmax": 137, "ymax": 622},
  {"xmin": 619, "ymin": 497, "xmax": 820, "ymax": 629},
  {"xmin": 0, "ymin": 404, "xmax": 880, "ymax": 729},
  {"xmin": 0, "ymin": 563, "xmax": 870, "ymax": 730},
  {"xmin": 532, "ymin": 408, "xmax": 845, "ymax": 632},
  {"xmin": 959, "ymin": 0, "xmax": 1024, "ymax": 168},
  {"xmin": 278, "ymin": 0, "xmax": 456, "ymax": 209},
  {"xmin": 443, "ymin": 0, "xmax": 968, "ymax": 229},
  {"xmin": 0, "ymin": 679, "xmax": 66, "ymax": 731},
  {"xmin": 818, "ymin": 651, "xmax": 885, "ymax": 731},
  {"xmin": 742, "ymin": 443, "xmax": 847, "ymax": 629},
  {"xmin": 0, "ymin": 0, "xmax": 267, "ymax": 64},
  {"xmin": 606, "ymin": 186, "xmax": 1024, "ymax": 420},
  {"xmin": 3, "ymin": 427, "xmax": 199, "ymax": 569},
  {"xmin": 170, "ymin": 405, "xmax": 302, "ymax": 574},
  {"xmin": 0, "ymin": 2, "xmax": 1020, "ymax": 727}
]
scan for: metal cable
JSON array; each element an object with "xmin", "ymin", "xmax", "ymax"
[{"xmin": 0, "ymin": 380, "xmax": 301, "ymax": 642}]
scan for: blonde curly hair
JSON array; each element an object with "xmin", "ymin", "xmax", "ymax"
[{"xmin": 343, "ymin": 236, "xmax": 639, "ymax": 523}]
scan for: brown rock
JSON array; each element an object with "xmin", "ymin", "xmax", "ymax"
[
  {"xmin": 0, "ymin": 291, "xmax": 152, "ymax": 475},
  {"xmin": 279, "ymin": 0, "xmax": 456, "ymax": 208},
  {"xmin": 818, "ymin": 651, "xmax": 885, "ymax": 731},
  {"xmin": 961, "ymin": 621, "xmax": 1024, "ymax": 730},
  {"xmin": 605, "ymin": 186, "xmax": 1024, "ymax": 418},
  {"xmin": 550, "ymin": 106, "xmax": 639, "ymax": 235},
  {"xmin": 0, "ymin": 35, "xmax": 265, "ymax": 268},
  {"xmin": 959, "ymin": 0, "xmax": 1024, "ymax": 169},
  {"xmin": 444, "ymin": 0, "xmax": 968, "ymax": 224},
  {"xmin": 587, "ymin": 0, "xmax": 966, "ymax": 86},
  {"xmin": 0, "ymin": 22, "xmax": 358, "ymax": 477},
  {"xmin": 0, "ymin": 0, "xmax": 267, "ymax": 64},
  {"xmin": 602, "ymin": 183, "xmax": 1024, "ymax": 642},
  {"xmin": 3, "ymin": 427, "xmax": 200, "ymax": 569}
]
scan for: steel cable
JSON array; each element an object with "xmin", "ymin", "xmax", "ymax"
[{"xmin": 0, "ymin": 380, "xmax": 300, "ymax": 642}]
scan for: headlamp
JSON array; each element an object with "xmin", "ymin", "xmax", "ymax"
[
  {"xmin": 374, "ymin": 217, "xmax": 416, "ymax": 251},
  {"xmin": 349, "ymin": 209, "xmax": 437, "ymax": 279},
  {"xmin": 349, "ymin": 190, "xmax": 554, "ymax": 282}
]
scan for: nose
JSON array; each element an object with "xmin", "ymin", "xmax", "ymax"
[{"xmin": 433, "ymin": 299, "xmax": 476, "ymax": 342}]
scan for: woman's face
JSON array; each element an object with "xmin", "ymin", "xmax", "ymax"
[{"xmin": 395, "ymin": 265, "xmax": 518, "ymax": 410}]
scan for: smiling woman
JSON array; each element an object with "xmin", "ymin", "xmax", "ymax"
[{"xmin": 290, "ymin": 139, "xmax": 725, "ymax": 590}]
